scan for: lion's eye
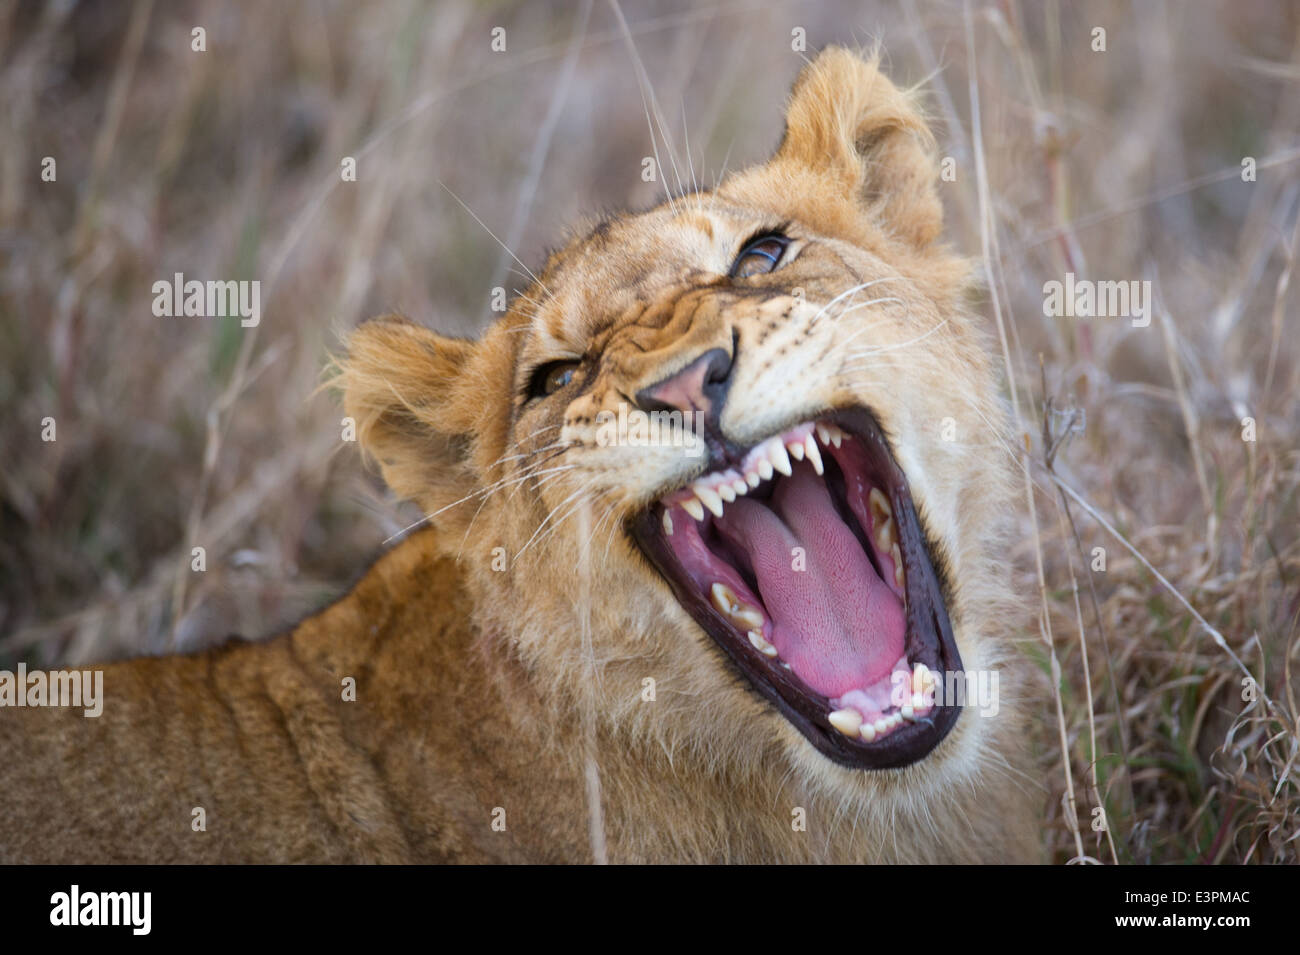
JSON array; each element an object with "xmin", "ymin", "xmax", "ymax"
[
  {"xmin": 528, "ymin": 359, "xmax": 581, "ymax": 399},
  {"xmin": 730, "ymin": 234, "xmax": 790, "ymax": 279}
]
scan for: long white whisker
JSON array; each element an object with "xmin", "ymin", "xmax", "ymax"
[
  {"xmin": 608, "ymin": 0, "xmax": 685, "ymax": 209},
  {"xmin": 437, "ymin": 179, "xmax": 550, "ymax": 297},
  {"xmin": 841, "ymin": 317, "xmax": 950, "ymax": 358},
  {"xmin": 517, "ymin": 479, "xmax": 599, "ymax": 560},
  {"xmin": 383, "ymin": 461, "xmax": 577, "ymax": 544},
  {"xmin": 808, "ymin": 277, "xmax": 907, "ymax": 328},
  {"xmin": 456, "ymin": 462, "xmax": 579, "ymax": 559}
]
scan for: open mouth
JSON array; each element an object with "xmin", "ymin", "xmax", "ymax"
[{"xmin": 631, "ymin": 407, "xmax": 963, "ymax": 770}]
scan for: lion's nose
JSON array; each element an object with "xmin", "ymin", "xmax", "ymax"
[{"xmin": 635, "ymin": 347, "xmax": 734, "ymax": 423}]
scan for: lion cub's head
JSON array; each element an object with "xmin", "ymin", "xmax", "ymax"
[{"xmin": 342, "ymin": 49, "xmax": 1018, "ymax": 808}]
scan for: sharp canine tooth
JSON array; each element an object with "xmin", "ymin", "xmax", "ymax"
[
  {"xmin": 804, "ymin": 435, "xmax": 823, "ymax": 475},
  {"xmin": 718, "ymin": 483, "xmax": 736, "ymax": 503},
  {"xmin": 696, "ymin": 484, "xmax": 725, "ymax": 517},
  {"xmin": 682, "ymin": 498, "xmax": 705, "ymax": 521},
  {"xmin": 757, "ymin": 459, "xmax": 774, "ymax": 481},
  {"xmin": 748, "ymin": 630, "xmax": 778, "ymax": 657},
  {"xmin": 787, "ymin": 440, "xmax": 805, "ymax": 461},
  {"xmin": 891, "ymin": 542, "xmax": 904, "ymax": 588},
  {"xmin": 828, "ymin": 708, "xmax": 863, "ymax": 737},
  {"xmin": 770, "ymin": 441, "xmax": 793, "ymax": 476},
  {"xmin": 662, "ymin": 511, "xmax": 674, "ymax": 535}
]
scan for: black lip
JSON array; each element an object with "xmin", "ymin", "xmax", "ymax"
[{"xmin": 630, "ymin": 406, "xmax": 963, "ymax": 770}]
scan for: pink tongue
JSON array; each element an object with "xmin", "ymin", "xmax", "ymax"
[{"xmin": 716, "ymin": 463, "xmax": 905, "ymax": 697}]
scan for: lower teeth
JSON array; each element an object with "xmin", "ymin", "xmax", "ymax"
[
  {"xmin": 748, "ymin": 630, "xmax": 778, "ymax": 657},
  {"xmin": 828, "ymin": 708, "xmax": 862, "ymax": 737},
  {"xmin": 710, "ymin": 582, "xmax": 765, "ymax": 630}
]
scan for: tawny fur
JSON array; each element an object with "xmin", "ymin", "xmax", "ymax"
[{"xmin": 1, "ymin": 48, "xmax": 1042, "ymax": 863}]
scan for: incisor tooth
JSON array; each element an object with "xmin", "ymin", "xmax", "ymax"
[
  {"xmin": 662, "ymin": 511, "xmax": 674, "ymax": 536},
  {"xmin": 816, "ymin": 424, "xmax": 831, "ymax": 445},
  {"xmin": 873, "ymin": 718, "xmax": 890, "ymax": 735},
  {"xmin": 770, "ymin": 440, "xmax": 793, "ymax": 476},
  {"xmin": 748, "ymin": 630, "xmax": 778, "ymax": 657},
  {"xmin": 828, "ymin": 708, "xmax": 863, "ymax": 737},
  {"xmin": 732, "ymin": 478, "xmax": 749, "ymax": 496},
  {"xmin": 682, "ymin": 498, "xmax": 705, "ymax": 521},
  {"xmin": 901, "ymin": 703, "xmax": 915, "ymax": 720},
  {"xmin": 746, "ymin": 471, "xmax": 761, "ymax": 489},
  {"xmin": 804, "ymin": 434, "xmax": 824, "ymax": 475},
  {"xmin": 860, "ymin": 723, "xmax": 877, "ymax": 743},
  {"xmin": 718, "ymin": 483, "xmax": 736, "ymax": 503},
  {"xmin": 757, "ymin": 459, "xmax": 774, "ymax": 481},
  {"xmin": 787, "ymin": 440, "xmax": 805, "ymax": 461},
  {"xmin": 696, "ymin": 484, "xmax": 725, "ymax": 517}
]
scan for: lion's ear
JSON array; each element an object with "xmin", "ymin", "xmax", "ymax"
[
  {"xmin": 770, "ymin": 47, "xmax": 944, "ymax": 250},
  {"xmin": 339, "ymin": 315, "xmax": 480, "ymax": 514}
]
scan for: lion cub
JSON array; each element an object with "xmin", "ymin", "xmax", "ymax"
[{"xmin": 1, "ymin": 48, "xmax": 1039, "ymax": 864}]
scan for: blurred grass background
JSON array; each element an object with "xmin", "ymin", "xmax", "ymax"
[{"xmin": 1, "ymin": 0, "xmax": 1297, "ymax": 863}]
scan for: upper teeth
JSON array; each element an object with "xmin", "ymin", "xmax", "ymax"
[
  {"xmin": 816, "ymin": 423, "xmax": 844, "ymax": 447},
  {"xmin": 869, "ymin": 487, "xmax": 895, "ymax": 551},
  {"xmin": 803, "ymin": 434, "xmax": 823, "ymax": 475},
  {"xmin": 696, "ymin": 484, "xmax": 725, "ymax": 518},
  {"xmin": 770, "ymin": 441, "xmax": 793, "ymax": 476},
  {"xmin": 668, "ymin": 421, "xmax": 847, "ymax": 524},
  {"xmin": 868, "ymin": 487, "xmax": 892, "ymax": 525}
]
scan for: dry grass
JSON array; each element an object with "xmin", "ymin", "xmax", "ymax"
[{"xmin": 1, "ymin": 0, "xmax": 1297, "ymax": 863}]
